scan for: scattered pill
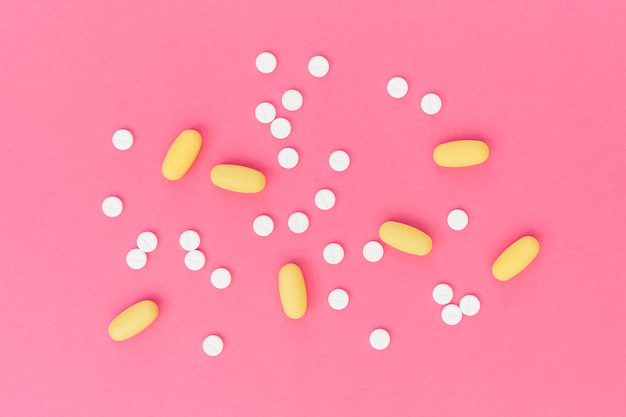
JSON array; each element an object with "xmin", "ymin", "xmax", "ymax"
[
  {"xmin": 256, "ymin": 51, "xmax": 277, "ymax": 74},
  {"xmin": 210, "ymin": 164, "xmax": 266, "ymax": 193},
  {"xmin": 184, "ymin": 249, "xmax": 206, "ymax": 271},
  {"xmin": 369, "ymin": 328, "xmax": 391, "ymax": 350},
  {"xmin": 420, "ymin": 93, "xmax": 442, "ymax": 115},
  {"xmin": 126, "ymin": 248, "xmax": 147, "ymax": 270},
  {"xmin": 459, "ymin": 294, "xmax": 481, "ymax": 316},
  {"xmin": 210, "ymin": 267, "xmax": 232, "ymax": 289},
  {"xmin": 108, "ymin": 300, "xmax": 159, "ymax": 341},
  {"xmin": 277, "ymin": 147, "xmax": 299, "ymax": 169},
  {"xmin": 328, "ymin": 288, "xmax": 349, "ymax": 310},
  {"xmin": 278, "ymin": 263, "xmax": 307, "ymax": 319},
  {"xmin": 288, "ymin": 212, "xmax": 309, "ymax": 234},
  {"xmin": 253, "ymin": 214, "xmax": 274, "ymax": 237},
  {"xmin": 111, "ymin": 128, "xmax": 133, "ymax": 150},
  {"xmin": 255, "ymin": 102, "xmax": 277, "ymax": 124},
  {"xmin": 323, "ymin": 242, "xmax": 345, "ymax": 265},
  {"xmin": 379, "ymin": 221, "xmax": 433, "ymax": 256},
  {"xmin": 441, "ymin": 304, "xmax": 463, "ymax": 325},
  {"xmin": 270, "ymin": 117, "xmax": 292, "ymax": 139},
  {"xmin": 363, "ymin": 241, "xmax": 384, "ymax": 262},
  {"xmin": 179, "ymin": 230, "xmax": 201, "ymax": 251},
  {"xmin": 136, "ymin": 231, "xmax": 158, "ymax": 253},
  {"xmin": 329, "ymin": 150, "xmax": 350, "ymax": 172},
  {"xmin": 387, "ymin": 76, "xmax": 408, "ymax": 98},
  {"xmin": 492, "ymin": 235, "xmax": 540, "ymax": 281},
  {"xmin": 432, "ymin": 283, "xmax": 454, "ymax": 305},
  {"xmin": 281, "ymin": 89, "xmax": 303, "ymax": 111},
  {"xmin": 161, "ymin": 129, "xmax": 202, "ymax": 180},
  {"xmin": 314, "ymin": 188, "xmax": 336, "ymax": 210},
  {"xmin": 308, "ymin": 55, "xmax": 330, "ymax": 77},
  {"xmin": 202, "ymin": 334, "xmax": 224, "ymax": 356},
  {"xmin": 102, "ymin": 196, "xmax": 123, "ymax": 217},
  {"xmin": 447, "ymin": 209, "xmax": 469, "ymax": 231},
  {"xmin": 433, "ymin": 140, "xmax": 489, "ymax": 168}
]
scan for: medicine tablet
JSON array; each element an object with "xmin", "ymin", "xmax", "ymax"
[
  {"xmin": 369, "ymin": 328, "xmax": 390, "ymax": 350},
  {"xmin": 328, "ymin": 288, "xmax": 349, "ymax": 310},
  {"xmin": 202, "ymin": 334, "xmax": 224, "ymax": 356},
  {"xmin": 329, "ymin": 150, "xmax": 350, "ymax": 172},
  {"xmin": 108, "ymin": 300, "xmax": 159, "ymax": 341},
  {"xmin": 179, "ymin": 230, "xmax": 201, "ymax": 251},
  {"xmin": 441, "ymin": 304, "xmax": 463, "ymax": 326},
  {"xmin": 255, "ymin": 102, "xmax": 277, "ymax": 124},
  {"xmin": 270, "ymin": 118, "xmax": 291, "ymax": 139},
  {"xmin": 492, "ymin": 235, "xmax": 540, "ymax": 281},
  {"xmin": 253, "ymin": 214, "xmax": 274, "ymax": 237},
  {"xmin": 102, "ymin": 196, "xmax": 123, "ymax": 217},
  {"xmin": 420, "ymin": 93, "xmax": 442, "ymax": 115},
  {"xmin": 161, "ymin": 129, "xmax": 202, "ymax": 180},
  {"xmin": 279, "ymin": 263, "xmax": 308, "ymax": 319},
  {"xmin": 387, "ymin": 76, "xmax": 408, "ymax": 98},
  {"xmin": 288, "ymin": 212, "xmax": 309, "ymax": 234},
  {"xmin": 211, "ymin": 267, "xmax": 232, "ymax": 289},
  {"xmin": 363, "ymin": 241, "xmax": 384, "ymax": 262},
  {"xmin": 314, "ymin": 188, "xmax": 336, "ymax": 210},
  {"xmin": 323, "ymin": 242, "xmax": 345, "ymax": 265},
  {"xmin": 184, "ymin": 250, "xmax": 206, "ymax": 271},
  {"xmin": 308, "ymin": 55, "xmax": 330, "ymax": 77},
  {"xmin": 126, "ymin": 248, "xmax": 147, "ymax": 270},
  {"xmin": 112, "ymin": 128, "xmax": 133, "ymax": 150},
  {"xmin": 277, "ymin": 147, "xmax": 299, "ymax": 169},
  {"xmin": 281, "ymin": 89, "xmax": 303, "ymax": 111},
  {"xmin": 433, "ymin": 140, "xmax": 489, "ymax": 168},
  {"xmin": 256, "ymin": 51, "xmax": 277, "ymax": 74},
  {"xmin": 210, "ymin": 164, "xmax": 267, "ymax": 193},
  {"xmin": 447, "ymin": 209, "xmax": 469, "ymax": 231},
  {"xmin": 432, "ymin": 283, "xmax": 453, "ymax": 305},
  {"xmin": 136, "ymin": 231, "xmax": 158, "ymax": 253},
  {"xmin": 459, "ymin": 294, "xmax": 481, "ymax": 316},
  {"xmin": 379, "ymin": 221, "xmax": 433, "ymax": 256}
]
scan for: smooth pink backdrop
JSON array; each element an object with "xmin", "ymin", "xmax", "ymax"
[{"xmin": 1, "ymin": 1, "xmax": 626, "ymax": 416}]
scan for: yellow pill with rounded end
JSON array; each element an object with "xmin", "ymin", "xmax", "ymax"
[
  {"xmin": 161, "ymin": 129, "xmax": 202, "ymax": 180},
  {"xmin": 433, "ymin": 140, "xmax": 489, "ymax": 167},
  {"xmin": 108, "ymin": 300, "xmax": 159, "ymax": 341},
  {"xmin": 379, "ymin": 221, "xmax": 433, "ymax": 256},
  {"xmin": 210, "ymin": 164, "xmax": 266, "ymax": 193},
  {"xmin": 492, "ymin": 236, "xmax": 540, "ymax": 281},
  {"xmin": 278, "ymin": 263, "xmax": 307, "ymax": 319}
]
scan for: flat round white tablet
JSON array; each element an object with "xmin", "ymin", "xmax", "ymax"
[
  {"xmin": 255, "ymin": 52, "xmax": 277, "ymax": 74},
  {"xmin": 255, "ymin": 102, "xmax": 276, "ymax": 124},
  {"xmin": 288, "ymin": 212, "xmax": 309, "ymax": 234},
  {"xmin": 314, "ymin": 188, "xmax": 336, "ymax": 210},
  {"xmin": 202, "ymin": 335, "xmax": 224, "ymax": 356},
  {"xmin": 329, "ymin": 150, "xmax": 350, "ymax": 172},
  {"xmin": 459, "ymin": 294, "xmax": 481, "ymax": 316},
  {"xmin": 420, "ymin": 92, "xmax": 442, "ymax": 115},
  {"xmin": 281, "ymin": 89, "xmax": 303, "ymax": 111},
  {"xmin": 323, "ymin": 242, "xmax": 344, "ymax": 265},
  {"xmin": 369, "ymin": 328, "xmax": 390, "ymax": 350},
  {"xmin": 328, "ymin": 288, "xmax": 349, "ymax": 310},
  {"xmin": 308, "ymin": 55, "xmax": 330, "ymax": 77},
  {"xmin": 179, "ymin": 230, "xmax": 201, "ymax": 251},
  {"xmin": 126, "ymin": 248, "xmax": 147, "ymax": 270},
  {"xmin": 441, "ymin": 304, "xmax": 463, "ymax": 326},
  {"xmin": 387, "ymin": 76, "xmax": 408, "ymax": 98},
  {"xmin": 184, "ymin": 249, "xmax": 206, "ymax": 271},
  {"xmin": 112, "ymin": 129, "xmax": 133, "ymax": 151},
  {"xmin": 432, "ymin": 283, "xmax": 454, "ymax": 305},
  {"xmin": 136, "ymin": 231, "xmax": 158, "ymax": 253},
  {"xmin": 210, "ymin": 267, "xmax": 232, "ymax": 289},
  {"xmin": 363, "ymin": 241, "xmax": 384, "ymax": 262},
  {"xmin": 270, "ymin": 117, "xmax": 291, "ymax": 139},
  {"xmin": 447, "ymin": 209, "xmax": 469, "ymax": 231},
  {"xmin": 102, "ymin": 196, "xmax": 123, "ymax": 217},
  {"xmin": 253, "ymin": 214, "xmax": 274, "ymax": 237},
  {"xmin": 277, "ymin": 147, "xmax": 299, "ymax": 169}
]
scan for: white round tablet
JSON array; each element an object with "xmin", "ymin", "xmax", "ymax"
[
  {"xmin": 288, "ymin": 212, "xmax": 309, "ymax": 234},
  {"xmin": 255, "ymin": 51, "xmax": 277, "ymax": 74},
  {"xmin": 211, "ymin": 267, "xmax": 232, "ymax": 289},
  {"xmin": 255, "ymin": 102, "xmax": 276, "ymax": 124},
  {"xmin": 369, "ymin": 328, "xmax": 390, "ymax": 350},
  {"xmin": 314, "ymin": 188, "xmax": 336, "ymax": 210},
  {"xmin": 323, "ymin": 242, "xmax": 344, "ymax": 265},
  {"xmin": 459, "ymin": 294, "xmax": 481, "ymax": 316},
  {"xmin": 179, "ymin": 230, "xmax": 201, "ymax": 251},
  {"xmin": 184, "ymin": 249, "xmax": 206, "ymax": 271},
  {"xmin": 136, "ymin": 231, "xmax": 158, "ymax": 253},
  {"xmin": 112, "ymin": 129, "xmax": 133, "ymax": 151},
  {"xmin": 281, "ymin": 89, "xmax": 303, "ymax": 111},
  {"xmin": 387, "ymin": 76, "xmax": 408, "ymax": 98},
  {"xmin": 441, "ymin": 304, "xmax": 463, "ymax": 326},
  {"xmin": 253, "ymin": 214, "xmax": 274, "ymax": 237},
  {"xmin": 447, "ymin": 209, "xmax": 469, "ymax": 231},
  {"xmin": 420, "ymin": 92, "xmax": 442, "ymax": 115},
  {"xmin": 432, "ymin": 283, "xmax": 454, "ymax": 305},
  {"xmin": 126, "ymin": 248, "xmax": 147, "ymax": 270},
  {"xmin": 202, "ymin": 334, "xmax": 224, "ymax": 356},
  {"xmin": 308, "ymin": 55, "xmax": 330, "ymax": 77},
  {"xmin": 270, "ymin": 117, "xmax": 291, "ymax": 139},
  {"xmin": 329, "ymin": 150, "xmax": 350, "ymax": 172},
  {"xmin": 328, "ymin": 288, "xmax": 349, "ymax": 310},
  {"xmin": 363, "ymin": 241, "xmax": 384, "ymax": 262},
  {"xmin": 277, "ymin": 147, "xmax": 299, "ymax": 169},
  {"xmin": 102, "ymin": 196, "xmax": 123, "ymax": 217}
]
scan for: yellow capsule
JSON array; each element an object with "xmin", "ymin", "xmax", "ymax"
[
  {"xmin": 492, "ymin": 236, "xmax": 540, "ymax": 281},
  {"xmin": 433, "ymin": 140, "xmax": 489, "ymax": 167},
  {"xmin": 379, "ymin": 221, "xmax": 433, "ymax": 256},
  {"xmin": 108, "ymin": 300, "xmax": 159, "ymax": 341},
  {"xmin": 210, "ymin": 164, "xmax": 266, "ymax": 193},
  {"xmin": 278, "ymin": 263, "xmax": 307, "ymax": 319},
  {"xmin": 161, "ymin": 129, "xmax": 202, "ymax": 180}
]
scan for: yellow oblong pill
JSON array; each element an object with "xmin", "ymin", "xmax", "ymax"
[
  {"xmin": 161, "ymin": 129, "xmax": 202, "ymax": 180},
  {"xmin": 492, "ymin": 236, "xmax": 540, "ymax": 281},
  {"xmin": 108, "ymin": 300, "xmax": 159, "ymax": 341},
  {"xmin": 278, "ymin": 263, "xmax": 307, "ymax": 319},
  {"xmin": 433, "ymin": 140, "xmax": 489, "ymax": 167},
  {"xmin": 379, "ymin": 221, "xmax": 433, "ymax": 256},
  {"xmin": 210, "ymin": 164, "xmax": 266, "ymax": 193}
]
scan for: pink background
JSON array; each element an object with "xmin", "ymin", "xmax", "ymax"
[{"xmin": 1, "ymin": 1, "xmax": 626, "ymax": 415}]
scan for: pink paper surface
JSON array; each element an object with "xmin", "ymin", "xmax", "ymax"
[{"xmin": 1, "ymin": 1, "xmax": 626, "ymax": 415}]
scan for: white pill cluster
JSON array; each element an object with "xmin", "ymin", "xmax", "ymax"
[
  {"xmin": 432, "ymin": 283, "xmax": 481, "ymax": 326},
  {"xmin": 125, "ymin": 231, "xmax": 158, "ymax": 270},
  {"xmin": 387, "ymin": 76, "xmax": 442, "ymax": 115},
  {"xmin": 179, "ymin": 230, "xmax": 205, "ymax": 271}
]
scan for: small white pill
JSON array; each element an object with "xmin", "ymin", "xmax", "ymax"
[
  {"xmin": 363, "ymin": 241, "xmax": 384, "ymax": 262},
  {"xmin": 288, "ymin": 212, "xmax": 309, "ymax": 234},
  {"xmin": 387, "ymin": 76, "xmax": 408, "ymax": 98},
  {"xmin": 420, "ymin": 92, "xmax": 442, "ymax": 115},
  {"xmin": 281, "ymin": 89, "xmax": 303, "ymax": 111},
  {"xmin": 255, "ymin": 51, "xmax": 277, "ymax": 74},
  {"xmin": 184, "ymin": 249, "xmax": 206, "ymax": 271},
  {"xmin": 126, "ymin": 248, "xmax": 147, "ymax": 270},
  {"xmin": 270, "ymin": 117, "xmax": 291, "ymax": 139},
  {"xmin": 328, "ymin": 288, "xmax": 349, "ymax": 310},
  {"xmin": 211, "ymin": 267, "xmax": 232, "ymax": 289},
  {"xmin": 447, "ymin": 209, "xmax": 469, "ymax": 231},
  {"xmin": 432, "ymin": 283, "xmax": 454, "ymax": 305},
  {"xmin": 136, "ymin": 231, "xmax": 158, "ymax": 253},
  {"xmin": 329, "ymin": 150, "xmax": 350, "ymax": 172},
  {"xmin": 179, "ymin": 230, "xmax": 201, "ymax": 251},
  {"xmin": 369, "ymin": 328, "xmax": 390, "ymax": 350},
  {"xmin": 314, "ymin": 188, "xmax": 336, "ymax": 210},
  {"xmin": 459, "ymin": 294, "xmax": 481, "ymax": 316},
  {"xmin": 277, "ymin": 147, "xmax": 299, "ymax": 169},
  {"xmin": 323, "ymin": 242, "xmax": 345, "ymax": 265},
  {"xmin": 255, "ymin": 102, "xmax": 277, "ymax": 124},
  {"xmin": 112, "ymin": 129, "xmax": 133, "ymax": 151},
  {"xmin": 253, "ymin": 215, "xmax": 274, "ymax": 237},
  {"xmin": 102, "ymin": 196, "xmax": 123, "ymax": 217},
  {"xmin": 441, "ymin": 304, "xmax": 463, "ymax": 326},
  {"xmin": 202, "ymin": 334, "xmax": 224, "ymax": 356},
  {"xmin": 308, "ymin": 55, "xmax": 330, "ymax": 77}
]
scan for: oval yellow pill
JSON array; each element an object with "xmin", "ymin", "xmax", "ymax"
[
  {"xmin": 492, "ymin": 236, "xmax": 540, "ymax": 281},
  {"xmin": 210, "ymin": 164, "xmax": 266, "ymax": 193},
  {"xmin": 379, "ymin": 221, "xmax": 433, "ymax": 256},
  {"xmin": 278, "ymin": 263, "xmax": 307, "ymax": 319},
  {"xmin": 161, "ymin": 129, "xmax": 202, "ymax": 180},
  {"xmin": 433, "ymin": 140, "xmax": 489, "ymax": 167},
  {"xmin": 108, "ymin": 300, "xmax": 159, "ymax": 341}
]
